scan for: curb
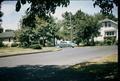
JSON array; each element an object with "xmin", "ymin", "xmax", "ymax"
[{"xmin": 0, "ymin": 49, "xmax": 62, "ymax": 58}]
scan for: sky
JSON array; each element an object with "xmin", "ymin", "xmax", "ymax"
[{"xmin": 1, "ymin": 0, "xmax": 118, "ymax": 30}]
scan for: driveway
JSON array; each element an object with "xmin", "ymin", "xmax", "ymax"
[{"xmin": 0, "ymin": 46, "xmax": 117, "ymax": 67}]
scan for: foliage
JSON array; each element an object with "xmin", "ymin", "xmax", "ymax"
[
  {"xmin": 61, "ymin": 10, "xmax": 117, "ymax": 46},
  {"xmin": 15, "ymin": 0, "xmax": 70, "ymax": 28},
  {"xmin": 93, "ymin": 0, "xmax": 118, "ymax": 15},
  {"xmin": 35, "ymin": 16, "xmax": 59, "ymax": 46},
  {"xmin": 16, "ymin": 0, "xmax": 70, "ymax": 15},
  {"xmin": 0, "ymin": 11, "xmax": 3, "ymax": 18},
  {"xmin": 0, "ymin": 0, "xmax": 117, "ymax": 35},
  {"xmin": 95, "ymin": 37, "xmax": 117, "ymax": 46},
  {"xmin": 47, "ymin": 17, "xmax": 60, "ymax": 46},
  {"xmin": 104, "ymin": 39, "xmax": 112, "ymax": 45},
  {"xmin": 73, "ymin": 10, "xmax": 100, "ymax": 46},
  {"xmin": 104, "ymin": 36, "xmax": 116, "ymax": 45},
  {"xmin": 15, "ymin": 0, "xmax": 117, "ymax": 16},
  {"xmin": 18, "ymin": 15, "xmax": 60, "ymax": 47},
  {"xmin": 95, "ymin": 41, "xmax": 104, "ymax": 46},
  {"xmin": 61, "ymin": 12, "xmax": 73, "ymax": 40},
  {"xmin": 18, "ymin": 28, "xmax": 35, "ymax": 48},
  {"xmin": 94, "ymin": 13, "xmax": 118, "ymax": 22},
  {"xmin": 29, "ymin": 44, "xmax": 42, "ymax": 49},
  {"xmin": 61, "ymin": 10, "xmax": 102, "ymax": 46},
  {"xmin": 14, "ymin": 1, "xmax": 118, "ymax": 47},
  {"xmin": 20, "ymin": 14, "xmax": 36, "ymax": 28},
  {"xmin": 0, "ymin": 39, "xmax": 4, "ymax": 47},
  {"xmin": 0, "ymin": 0, "xmax": 4, "ymax": 17},
  {"xmin": 0, "ymin": 27, "xmax": 3, "ymax": 33}
]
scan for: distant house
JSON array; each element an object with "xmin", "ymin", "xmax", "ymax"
[
  {"xmin": 0, "ymin": 29, "xmax": 15, "ymax": 45},
  {"xmin": 94, "ymin": 18, "xmax": 118, "ymax": 42}
]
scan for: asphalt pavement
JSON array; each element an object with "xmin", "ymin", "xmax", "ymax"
[{"xmin": 0, "ymin": 46, "xmax": 117, "ymax": 67}]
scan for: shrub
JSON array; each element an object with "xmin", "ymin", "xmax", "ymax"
[
  {"xmin": 19, "ymin": 42, "xmax": 30, "ymax": 48},
  {"xmin": 46, "ymin": 42, "xmax": 54, "ymax": 47},
  {"xmin": 95, "ymin": 41, "xmax": 104, "ymax": 46},
  {"xmin": 11, "ymin": 42, "xmax": 18, "ymax": 47},
  {"xmin": 29, "ymin": 44, "xmax": 42, "ymax": 49},
  {"xmin": 3, "ymin": 44, "xmax": 8, "ymax": 47},
  {"xmin": 104, "ymin": 39, "xmax": 112, "ymax": 45},
  {"xmin": 0, "ymin": 40, "xmax": 4, "ymax": 47},
  {"xmin": 104, "ymin": 36, "xmax": 116, "ymax": 45}
]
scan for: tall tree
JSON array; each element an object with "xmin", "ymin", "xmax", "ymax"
[
  {"xmin": 61, "ymin": 11, "xmax": 74, "ymax": 40},
  {"xmin": 18, "ymin": 28, "xmax": 35, "ymax": 47},
  {"xmin": 73, "ymin": 10, "xmax": 100, "ymax": 46},
  {"xmin": 94, "ymin": 13, "xmax": 118, "ymax": 21},
  {"xmin": 47, "ymin": 16, "xmax": 60, "ymax": 46},
  {"xmin": 19, "ymin": 14, "xmax": 60, "ymax": 47}
]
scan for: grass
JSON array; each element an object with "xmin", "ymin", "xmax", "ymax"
[
  {"xmin": 72, "ymin": 54, "xmax": 118, "ymax": 69},
  {"xmin": 0, "ymin": 54, "xmax": 118, "ymax": 81},
  {"xmin": 90, "ymin": 54, "xmax": 118, "ymax": 63},
  {"xmin": 0, "ymin": 47, "xmax": 61, "ymax": 57}
]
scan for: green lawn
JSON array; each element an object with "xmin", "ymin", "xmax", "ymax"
[
  {"xmin": 0, "ymin": 47, "xmax": 61, "ymax": 57},
  {"xmin": 72, "ymin": 54, "xmax": 118, "ymax": 69}
]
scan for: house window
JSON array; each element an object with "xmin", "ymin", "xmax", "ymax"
[
  {"xmin": 105, "ymin": 31, "xmax": 115, "ymax": 36},
  {"xmin": 108, "ymin": 22, "xmax": 111, "ymax": 27},
  {"xmin": 105, "ymin": 22, "xmax": 107, "ymax": 27},
  {"xmin": 111, "ymin": 31, "xmax": 114, "ymax": 35}
]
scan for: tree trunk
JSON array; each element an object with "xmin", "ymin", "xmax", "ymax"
[
  {"xmin": 53, "ymin": 35, "xmax": 55, "ymax": 46},
  {"xmin": 91, "ymin": 37, "xmax": 95, "ymax": 46},
  {"xmin": 86, "ymin": 39, "xmax": 90, "ymax": 46},
  {"xmin": 43, "ymin": 37, "xmax": 45, "ymax": 47}
]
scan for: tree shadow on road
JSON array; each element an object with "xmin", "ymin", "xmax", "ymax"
[{"xmin": 0, "ymin": 62, "xmax": 118, "ymax": 81}]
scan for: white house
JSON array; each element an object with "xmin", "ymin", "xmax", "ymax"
[{"xmin": 94, "ymin": 18, "xmax": 118, "ymax": 42}]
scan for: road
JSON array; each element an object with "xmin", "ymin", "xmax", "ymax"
[{"xmin": 0, "ymin": 46, "xmax": 117, "ymax": 67}]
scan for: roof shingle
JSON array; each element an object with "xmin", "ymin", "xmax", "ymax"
[{"xmin": 0, "ymin": 31, "xmax": 15, "ymax": 38}]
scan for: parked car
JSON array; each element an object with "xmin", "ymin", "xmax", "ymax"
[{"xmin": 56, "ymin": 41, "xmax": 77, "ymax": 48}]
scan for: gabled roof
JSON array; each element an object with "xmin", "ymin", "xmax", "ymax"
[
  {"xmin": 99, "ymin": 18, "xmax": 118, "ymax": 25},
  {"xmin": 0, "ymin": 31, "xmax": 15, "ymax": 38}
]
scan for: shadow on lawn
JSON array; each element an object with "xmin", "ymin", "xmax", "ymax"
[{"xmin": 0, "ymin": 62, "xmax": 118, "ymax": 81}]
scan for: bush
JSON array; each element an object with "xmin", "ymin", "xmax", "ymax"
[
  {"xmin": 0, "ymin": 40, "xmax": 4, "ymax": 47},
  {"xmin": 104, "ymin": 36, "xmax": 116, "ymax": 45},
  {"xmin": 95, "ymin": 41, "xmax": 104, "ymax": 46},
  {"xmin": 19, "ymin": 42, "xmax": 29, "ymax": 48},
  {"xmin": 104, "ymin": 40, "xmax": 112, "ymax": 45},
  {"xmin": 11, "ymin": 42, "xmax": 18, "ymax": 47},
  {"xmin": 29, "ymin": 44, "xmax": 42, "ymax": 49},
  {"xmin": 46, "ymin": 42, "xmax": 54, "ymax": 47},
  {"xmin": 3, "ymin": 44, "xmax": 8, "ymax": 47}
]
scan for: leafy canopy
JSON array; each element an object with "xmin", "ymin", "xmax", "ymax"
[
  {"xmin": 16, "ymin": 0, "xmax": 70, "ymax": 17},
  {"xmin": 93, "ymin": 0, "xmax": 118, "ymax": 15}
]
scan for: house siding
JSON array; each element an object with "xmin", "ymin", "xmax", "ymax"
[{"xmin": 94, "ymin": 19, "xmax": 118, "ymax": 42}]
